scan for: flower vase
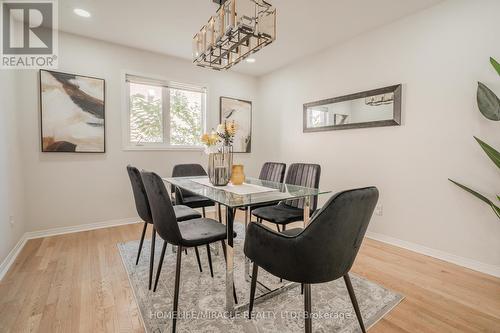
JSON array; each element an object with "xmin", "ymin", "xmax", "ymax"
[{"xmin": 208, "ymin": 145, "xmax": 233, "ymax": 186}]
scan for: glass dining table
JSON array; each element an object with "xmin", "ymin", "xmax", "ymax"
[{"xmin": 162, "ymin": 176, "xmax": 331, "ymax": 315}]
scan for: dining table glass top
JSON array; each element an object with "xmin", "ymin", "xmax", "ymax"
[{"xmin": 163, "ymin": 176, "xmax": 331, "ymax": 208}]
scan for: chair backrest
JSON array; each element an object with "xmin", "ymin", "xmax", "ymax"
[
  {"xmin": 284, "ymin": 163, "xmax": 321, "ymax": 211},
  {"xmin": 141, "ymin": 170, "xmax": 183, "ymax": 245},
  {"xmin": 259, "ymin": 162, "xmax": 286, "ymax": 183},
  {"xmin": 126, "ymin": 165, "xmax": 152, "ymax": 224},
  {"xmin": 171, "ymin": 164, "xmax": 207, "ymax": 200},
  {"xmin": 297, "ymin": 187, "xmax": 379, "ymax": 283}
]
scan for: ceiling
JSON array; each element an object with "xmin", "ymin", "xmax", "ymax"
[{"xmin": 59, "ymin": 0, "xmax": 443, "ymax": 77}]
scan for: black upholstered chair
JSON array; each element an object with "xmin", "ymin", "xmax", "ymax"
[
  {"xmin": 239, "ymin": 162, "xmax": 286, "ymax": 216},
  {"xmin": 141, "ymin": 171, "xmax": 237, "ymax": 332},
  {"xmin": 245, "ymin": 187, "xmax": 379, "ymax": 333},
  {"xmin": 252, "ymin": 163, "xmax": 321, "ymax": 232},
  {"xmin": 172, "ymin": 164, "xmax": 216, "ymax": 217},
  {"xmin": 126, "ymin": 165, "xmax": 203, "ymax": 290}
]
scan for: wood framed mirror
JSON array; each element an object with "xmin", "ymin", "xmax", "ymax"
[{"xmin": 303, "ymin": 84, "xmax": 402, "ymax": 132}]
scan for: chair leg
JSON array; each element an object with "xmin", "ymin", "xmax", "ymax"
[
  {"xmin": 194, "ymin": 247, "xmax": 203, "ymax": 273},
  {"xmin": 172, "ymin": 246, "xmax": 183, "ymax": 333},
  {"xmin": 275, "ymin": 224, "xmax": 281, "ymax": 232},
  {"xmin": 282, "ymin": 224, "xmax": 286, "ymax": 231},
  {"xmin": 344, "ymin": 274, "xmax": 366, "ymax": 333},
  {"xmin": 301, "ymin": 283, "xmax": 304, "ymax": 295},
  {"xmin": 218, "ymin": 204, "xmax": 222, "ymax": 223},
  {"xmin": 149, "ymin": 227, "xmax": 156, "ymax": 290},
  {"xmin": 221, "ymin": 240, "xmax": 238, "ymax": 304},
  {"xmin": 153, "ymin": 241, "xmax": 168, "ymax": 292},
  {"xmin": 248, "ymin": 263, "xmax": 259, "ymax": 318},
  {"xmin": 202, "ymin": 207, "xmax": 206, "ymax": 218},
  {"xmin": 206, "ymin": 244, "xmax": 214, "ymax": 278},
  {"xmin": 136, "ymin": 222, "xmax": 148, "ymax": 265},
  {"xmin": 304, "ymin": 284, "xmax": 312, "ymax": 333}
]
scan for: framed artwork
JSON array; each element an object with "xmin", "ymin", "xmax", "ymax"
[
  {"xmin": 39, "ymin": 70, "xmax": 105, "ymax": 152},
  {"xmin": 220, "ymin": 96, "xmax": 252, "ymax": 153},
  {"xmin": 334, "ymin": 113, "xmax": 349, "ymax": 125}
]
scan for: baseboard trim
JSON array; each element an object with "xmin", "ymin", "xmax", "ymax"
[
  {"xmin": 24, "ymin": 217, "xmax": 140, "ymax": 239},
  {"xmin": 0, "ymin": 217, "xmax": 140, "ymax": 281},
  {"xmin": 0, "ymin": 235, "xmax": 28, "ymax": 281},
  {"xmin": 365, "ymin": 231, "xmax": 500, "ymax": 278}
]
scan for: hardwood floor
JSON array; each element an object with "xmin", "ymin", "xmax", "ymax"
[{"xmin": 1, "ymin": 216, "xmax": 499, "ymax": 332}]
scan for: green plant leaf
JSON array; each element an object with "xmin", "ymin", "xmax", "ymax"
[
  {"xmin": 491, "ymin": 57, "xmax": 500, "ymax": 76},
  {"xmin": 474, "ymin": 137, "xmax": 500, "ymax": 169},
  {"xmin": 477, "ymin": 82, "xmax": 500, "ymax": 121},
  {"xmin": 449, "ymin": 179, "xmax": 500, "ymax": 219}
]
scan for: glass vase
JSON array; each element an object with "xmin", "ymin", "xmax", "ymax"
[{"xmin": 208, "ymin": 145, "xmax": 233, "ymax": 186}]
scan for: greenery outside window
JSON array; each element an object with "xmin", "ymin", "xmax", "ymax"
[{"xmin": 124, "ymin": 74, "xmax": 206, "ymax": 149}]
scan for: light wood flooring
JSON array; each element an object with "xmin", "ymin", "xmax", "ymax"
[{"xmin": 1, "ymin": 214, "xmax": 499, "ymax": 332}]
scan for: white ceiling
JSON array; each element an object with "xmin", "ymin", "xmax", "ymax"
[{"xmin": 59, "ymin": 0, "xmax": 443, "ymax": 77}]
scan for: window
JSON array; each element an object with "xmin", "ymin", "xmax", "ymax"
[{"xmin": 124, "ymin": 74, "xmax": 206, "ymax": 149}]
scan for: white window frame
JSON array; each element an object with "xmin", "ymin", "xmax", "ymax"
[{"xmin": 122, "ymin": 71, "xmax": 208, "ymax": 151}]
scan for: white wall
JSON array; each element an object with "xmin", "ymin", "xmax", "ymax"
[
  {"xmin": 16, "ymin": 32, "xmax": 259, "ymax": 232},
  {"xmin": 0, "ymin": 70, "xmax": 26, "ymax": 264},
  {"xmin": 256, "ymin": 0, "xmax": 500, "ymax": 270}
]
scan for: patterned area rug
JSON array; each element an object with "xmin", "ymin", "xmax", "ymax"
[{"xmin": 118, "ymin": 224, "xmax": 403, "ymax": 332}]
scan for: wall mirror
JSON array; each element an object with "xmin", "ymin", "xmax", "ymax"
[{"xmin": 303, "ymin": 84, "xmax": 402, "ymax": 132}]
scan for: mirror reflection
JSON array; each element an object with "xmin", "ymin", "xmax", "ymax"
[{"xmin": 303, "ymin": 85, "xmax": 401, "ymax": 132}]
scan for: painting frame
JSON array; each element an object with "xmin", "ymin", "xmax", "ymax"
[
  {"xmin": 39, "ymin": 69, "xmax": 106, "ymax": 153},
  {"xmin": 219, "ymin": 96, "xmax": 252, "ymax": 153}
]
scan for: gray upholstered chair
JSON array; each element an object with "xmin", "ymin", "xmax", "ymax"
[
  {"xmin": 141, "ymin": 171, "xmax": 237, "ymax": 332},
  {"xmin": 172, "ymin": 164, "xmax": 215, "ymax": 216},
  {"xmin": 127, "ymin": 165, "xmax": 202, "ymax": 290},
  {"xmin": 244, "ymin": 187, "xmax": 379, "ymax": 333},
  {"xmin": 252, "ymin": 163, "xmax": 320, "ymax": 232},
  {"xmin": 239, "ymin": 162, "xmax": 286, "ymax": 215}
]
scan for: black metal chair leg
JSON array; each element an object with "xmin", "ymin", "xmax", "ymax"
[
  {"xmin": 221, "ymin": 240, "xmax": 238, "ymax": 304},
  {"xmin": 136, "ymin": 222, "xmax": 148, "ymax": 265},
  {"xmin": 153, "ymin": 241, "xmax": 168, "ymax": 292},
  {"xmin": 304, "ymin": 283, "xmax": 312, "ymax": 333},
  {"xmin": 249, "ymin": 263, "xmax": 259, "ymax": 318},
  {"xmin": 206, "ymin": 244, "xmax": 214, "ymax": 278},
  {"xmin": 149, "ymin": 227, "xmax": 156, "ymax": 290},
  {"xmin": 194, "ymin": 247, "xmax": 203, "ymax": 273},
  {"xmin": 202, "ymin": 207, "xmax": 206, "ymax": 218},
  {"xmin": 275, "ymin": 224, "xmax": 281, "ymax": 232},
  {"xmin": 282, "ymin": 224, "xmax": 286, "ymax": 231},
  {"xmin": 344, "ymin": 274, "xmax": 366, "ymax": 333},
  {"xmin": 172, "ymin": 246, "xmax": 183, "ymax": 333},
  {"xmin": 218, "ymin": 204, "xmax": 222, "ymax": 223},
  {"xmin": 301, "ymin": 283, "xmax": 304, "ymax": 295}
]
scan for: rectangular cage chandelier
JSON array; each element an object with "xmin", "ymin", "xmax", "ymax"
[{"xmin": 192, "ymin": 0, "xmax": 276, "ymax": 70}]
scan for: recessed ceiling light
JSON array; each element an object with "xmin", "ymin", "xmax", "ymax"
[
  {"xmin": 74, "ymin": 8, "xmax": 91, "ymax": 18},
  {"xmin": 246, "ymin": 58, "xmax": 256, "ymax": 63}
]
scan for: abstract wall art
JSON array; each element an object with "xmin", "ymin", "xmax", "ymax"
[
  {"xmin": 220, "ymin": 96, "xmax": 252, "ymax": 153},
  {"xmin": 40, "ymin": 70, "xmax": 105, "ymax": 152}
]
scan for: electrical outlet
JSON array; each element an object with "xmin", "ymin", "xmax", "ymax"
[
  {"xmin": 375, "ymin": 205, "xmax": 383, "ymax": 216},
  {"xmin": 9, "ymin": 215, "xmax": 15, "ymax": 226}
]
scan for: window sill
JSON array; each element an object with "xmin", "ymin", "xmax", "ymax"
[{"xmin": 123, "ymin": 145, "xmax": 204, "ymax": 152}]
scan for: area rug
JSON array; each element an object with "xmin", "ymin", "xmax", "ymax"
[{"xmin": 118, "ymin": 224, "xmax": 403, "ymax": 332}]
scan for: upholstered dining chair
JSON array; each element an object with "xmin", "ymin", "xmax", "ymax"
[
  {"xmin": 141, "ymin": 171, "xmax": 237, "ymax": 332},
  {"xmin": 245, "ymin": 187, "xmax": 379, "ymax": 333},
  {"xmin": 127, "ymin": 165, "xmax": 203, "ymax": 290},
  {"xmin": 252, "ymin": 163, "xmax": 321, "ymax": 232},
  {"xmin": 171, "ymin": 164, "xmax": 218, "ymax": 218},
  {"xmin": 238, "ymin": 162, "xmax": 286, "ymax": 217}
]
